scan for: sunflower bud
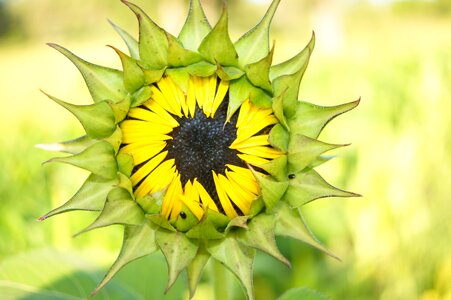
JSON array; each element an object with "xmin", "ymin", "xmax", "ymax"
[{"xmin": 39, "ymin": 1, "xmax": 359, "ymax": 299}]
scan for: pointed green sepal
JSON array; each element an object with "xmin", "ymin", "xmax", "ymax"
[
  {"xmin": 108, "ymin": 96, "xmax": 132, "ymax": 124},
  {"xmin": 288, "ymin": 134, "xmax": 347, "ymax": 174},
  {"xmin": 216, "ymin": 63, "xmax": 244, "ymax": 81},
  {"xmin": 117, "ymin": 153, "xmax": 134, "ymax": 177},
  {"xmin": 244, "ymin": 45, "xmax": 274, "ymax": 93},
  {"xmin": 131, "ymin": 85, "xmax": 152, "ymax": 107},
  {"xmin": 249, "ymin": 83, "xmax": 272, "ymax": 109},
  {"xmin": 104, "ymin": 126, "xmax": 123, "ymax": 153},
  {"xmin": 225, "ymin": 216, "xmax": 249, "ymax": 235},
  {"xmin": 116, "ymin": 172, "xmax": 134, "ymax": 196},
  {"xmin": 141, "ymin": 66, "xmax": 166, "ymax": 85},
  {"xmin": 235, "ymin": 0, "xmax": 281, "ymax": 65},
  {"xmin": 260, "ymin": 155, "xmax": 288, "ymax": 182},
  {"xmin": 35, "ymin": 135, "xmax": 96, "ymax": 155},
  {"xmin": 167, "ymin": 34, "xmax": 203, "ymax": 67},
  {"xmin": 248, "ymin": 197, "xmax": 265, "ymax": 218},
  {"xmin": 284, "ymin": 169, "xmax": 360, "ymax": 207},
  {"xmin": 179, "ymin": 0, "xmax": 211, "ymax": 51},
  {"xmin": 43, "ymin": 92, "xmax": 116, "ymax": 139},
  {"xmin": 237, "ymin": 213, "xmax": 290, "ymax": 267},
  {"xmin": 288, "ymin": 99, "xmax": 360, "ymax": 139},
  {"xmin": 123, "ymin": 1, "xmax": 168, "ymax": 69},
  {"xmin": 108, "ymin": 19, "xmax": 140, "ymax": 59},
  {"xmin": 91, "ymin": 222, "xmax": 158, "ymax": 296},
  {"xmin": 186, "ymin": 61, "xmax": 216, "ymax": 77},
  {"xmin": 47, "ymin": 43, "xmax": 126, "ymax": 103},
  {"xmin": 271, "ymin": 33, "xmax": 315, "ymax": 117},
  {"xmin": 268, "ymin": 124, "xmax": 289, "ymax": 152},
  {"xmin": 173, "ymin": 204, "xmax": 200, "ymax": 232},
  {"xmin": 207, "ymin": 237, "xmax": 256, "ymax": 300},
  {"xmin": 110, "ymin": 46, "xmax": 145, "ymax": 93},
  {"xmin": 165, "ymin": 68, "xmax": 190, "ymax": 93},
  {"xmin": 272, "ymin": 90, "xmax": 290, "ymax": 130},
  {"xmin": 45, "ymin": 141, "xmax": 118, "ymax": 180},
  {"xmin": 274, "ymin": 202, "xmax": 339, "ymax": 259},
  {"xmin": 227, "ymin": 77, "xmax": 251, "ymax": 122},
  {"xmin": 270, "ymin": 32, "xmax": 315, "ymax": 80},
  {"xmin": 76, "ymin": 188, "xmax": 145, "ymax": 235},
  {"xmin": 38, "ymin": 174, "xmax": 117, "ymax": 221},
  {"xmin": 186, "ymin": 210, "xmax": 228, "ymax": 240},
  {"xmin": 253, "ymin": 173, "xmax": 288, "ymax": 212},
  {"xmin": 187, "ymin": 244, "xmax": 210, "ymax": 299},
  {"xmin": 198, "ymin": 8, "xmax": 238, "ymax": 67},
  {"xmin": 156, "ymin": 230, "xmax": 198, "ymax": 292},
  {"xmin": 147, "ymin": 214, "xmax": 177, "ymax": 232},
  {"xmin": 309, "ymin": 155, "xmax": 335, "ymax": 168}
]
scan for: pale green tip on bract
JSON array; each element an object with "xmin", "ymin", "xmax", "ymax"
[{"xmin": 39, "ymin": 1, "xmax": 360, "ymax": 299}]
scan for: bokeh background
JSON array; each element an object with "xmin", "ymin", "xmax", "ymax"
[{"xmin": 0, "ymin": 0, "xmax": 450, "ymax": 299}]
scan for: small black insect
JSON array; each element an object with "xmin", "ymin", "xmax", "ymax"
[
  {"xmin": 288, "ymin": 174, "xmax": 296, "ymax": 179},
  {"xmin": 180, "ymin": 211, "xmax": 187, "ymax": 219}
]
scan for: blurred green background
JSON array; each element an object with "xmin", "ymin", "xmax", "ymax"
[{"xmin": 0, "ymin": 0, "xmax": 450, "ymax": 299}]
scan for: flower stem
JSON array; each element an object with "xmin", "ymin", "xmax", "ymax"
[{"xmin": 212, "ymin": 259, "xmax": 229, "ymax": 300}]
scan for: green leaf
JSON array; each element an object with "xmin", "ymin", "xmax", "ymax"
[
  {"xmin": 284, "ymin": 169, "xmax": 360, "ymax": 207},
  {"xmin": 288, "ymin": 99, "xmax": 360, "ymax": 139},
  {"xmin": 278, "ymin": 287, "xmax": 329, "ymax": 300},
  {"xmin": 253, "ymin": 172, "xmax": 288, "ymax": 212},
  {"xmin": 269, "ymin": 124, "xmax": 289, "ymax": 152},
  {"xmin": 76, "ymin": 188, "xmax": 145, "ymax": 235},
  {"xmin": 270, "ymin": 32, "xmax": 315, "ymax": 80},
  {"xmin": 178, "ymin": 0, "xmax": 211, "ymax": 51},
  {"xmin": 287, "ymin": 134, "xmax": 346, "ymax": 174},
  {"xmin": 35, "ymin": 135, "xmax": 96, "ymax": 155},
  {"xmin": 0, "ymin": 249, "xmax": 137, "ymax": 300},
  {"xmin": 237, "ymin": 213, "xmax": 290, "ymax": 267},
  {"xmin": 45, "ymin": 141, "xmax": 118, "ymax": 180},
  {"xmin": 110, "ymin": 46, "xmax": 145, "ymax": 93},
  {"xmin": 38, "ymin": 174, "xmax": 117, "ymax": 220},
  {"xmin": 117, "ymin": 172, "xmax": 134, "ymax": 195},
  {"xmin": 249, "ymin": 82, "xmax": 272, "ymax": 109},
  {"xmin": 274, "ymin": 202, "xmax": 339, "ymax": 259},
  {"xmin": 198, "ymin": 8, "xmax": 238, "ymax": 67},
  {"xmin": 109, "ymin": 19, "xmax": 140, "ymax": 59},
  {"xmin": 43, "ymin": 92, "xmax": 116, "ymax": 139},
  {"xmin": 309, "ymin": 155, "xmax": 335, "ymax": 168},
  {"xmin": 92, "ymin": 222, "xmax": 158, "ymax": 296},
  {"xmin": 207, "ymin": 237, "xmax": 256, "ymax": 300},
  {"xmin": 235, "ymin": 0, "xmax": 281, "ymax": 65},
  {"xmin": 244, "ymin": 45, "xmax": 274, "ymax": 92},
  {"xmin": 124, "ymin": 1, "xmax": 168, "ymax": 69},
  {"xmin": 156, "ymin": 230, "xmax": 198, "ymax": 291},
  {"xmin": 167, "ymin": 34, "xmax": 203, "ymax": 67},
  {"xmin": 48, "ymin": 43, "xmax": 127, "ymax": 103},
  {"xmin": 187, "ymin": 244, "xmax": 210, "ymax": 299}
]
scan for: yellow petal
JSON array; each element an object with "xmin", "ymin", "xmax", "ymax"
[
  {"xmin": 211, "ymin": 80, "xmax": 229, "ymax": 118},
  {"xmin": 212, "ymin": 171, "xmax": 238, "ymax": 218},
  {"xmin": 193, "ymin": 179, "xmax": 219, "ymax": 212},
  {"xmin": 135, "ymin": 159, "xmax": 176, "ymax": 197}
]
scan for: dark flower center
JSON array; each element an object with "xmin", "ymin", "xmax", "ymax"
[{"xmin": 166, "ymin": 97, "xmax": 243, "ymax": 196}]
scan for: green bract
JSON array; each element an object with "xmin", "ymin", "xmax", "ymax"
[{"xmin": 38, "ymin": 1, "xmax": 359, "ymax": 299}]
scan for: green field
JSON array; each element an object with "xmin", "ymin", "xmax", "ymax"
[{"xmin": 0, "ymin": 0, "xmax": 450, "ymax": 299}]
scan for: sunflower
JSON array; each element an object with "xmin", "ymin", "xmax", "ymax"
[{"xmin": 38, "ymin": 0, "xmax": 359, "ymax": 299}]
